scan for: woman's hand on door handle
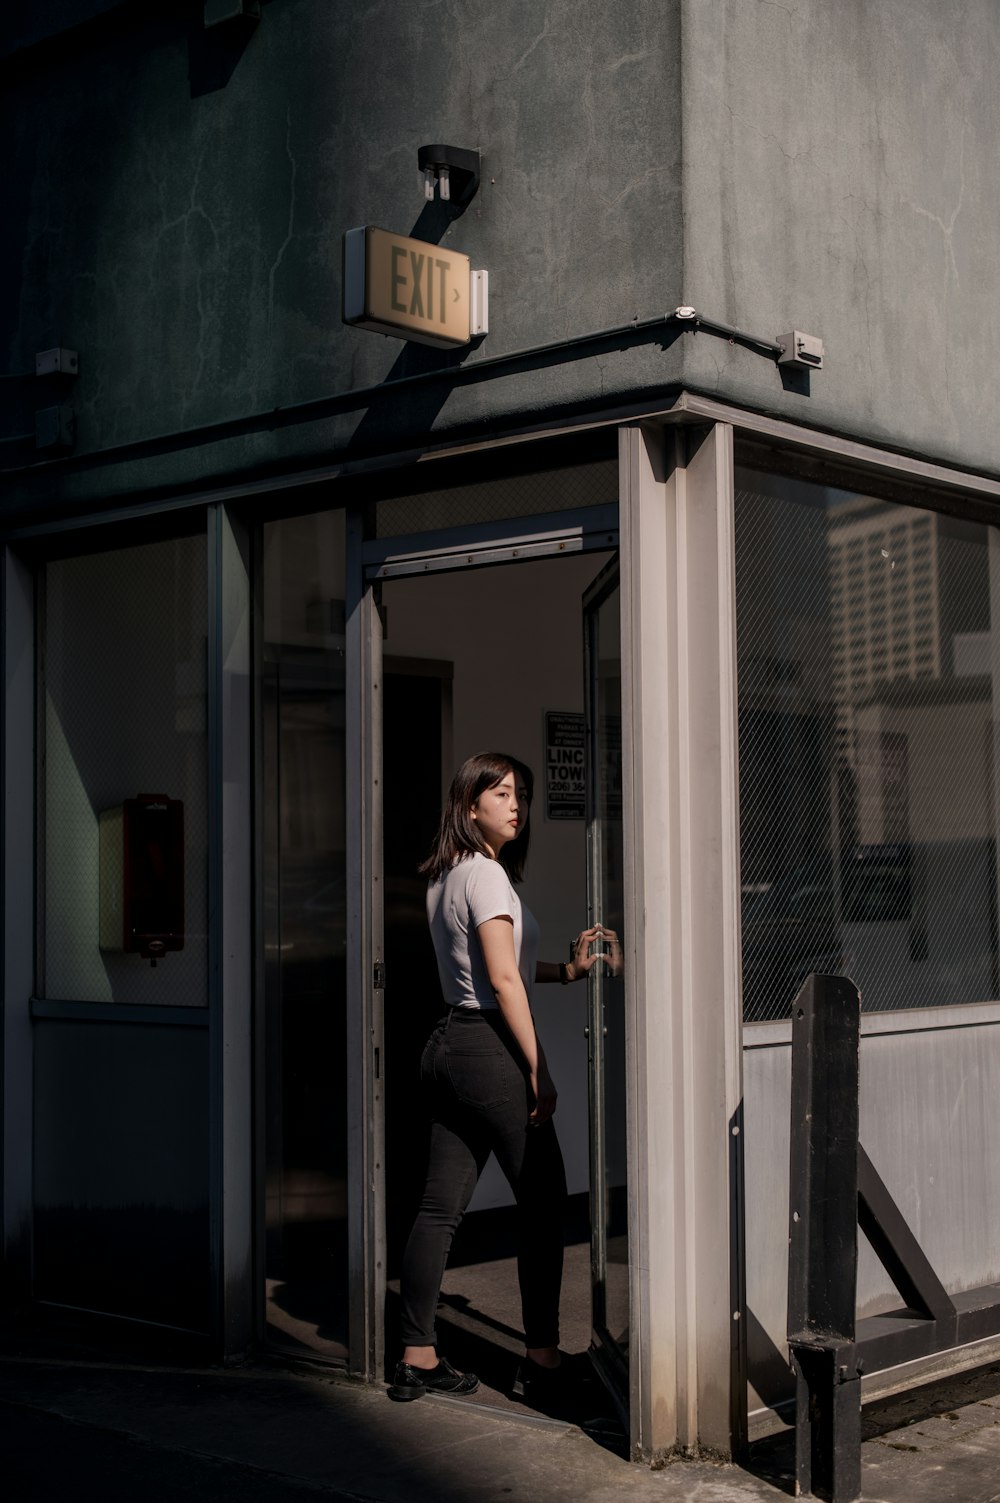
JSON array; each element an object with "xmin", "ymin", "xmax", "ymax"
[
  {"xmin": 534, "ymin": 925, "xmax": 623, "ymax": 986},
  {"xmin": 569, "ymin": 924, "xmax": 622, "ymax": 981}
]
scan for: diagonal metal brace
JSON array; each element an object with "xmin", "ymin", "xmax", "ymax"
[{"xmin": 858, "ymin": 1146, "xmax": 956, "ymax": 1328}]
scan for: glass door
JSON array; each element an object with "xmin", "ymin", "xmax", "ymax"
[
  {"xmin": 583, "ymin": 558, "xmax": 628, "ymax": 1393},
  {"xmin": 261, "ymin": 512, "xmax": 350, "ymax": 1362}
]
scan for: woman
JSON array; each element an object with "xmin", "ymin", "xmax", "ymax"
[{"xmin": 388, "ymin": 751, "xmax": 617, "ymax": 1405}]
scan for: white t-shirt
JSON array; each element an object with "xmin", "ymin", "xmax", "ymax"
[{"xmin": 426, "ymin": 851, "xmax": 540, "ymax": 1010}]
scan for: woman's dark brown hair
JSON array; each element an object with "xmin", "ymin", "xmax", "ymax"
[{"xmin": 420, "ymin": 752, "xmax": 534, "ymax": 883}]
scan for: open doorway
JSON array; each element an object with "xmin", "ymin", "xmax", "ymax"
[{"xmin": 379, "ymin": 549, "xmax": 627, "ymax": 1423}]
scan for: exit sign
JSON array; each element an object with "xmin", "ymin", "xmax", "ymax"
[{"xmin": 342, "ymin": 226, "xmax": 488, "ymax": 348}]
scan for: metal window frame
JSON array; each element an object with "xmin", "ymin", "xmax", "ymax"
[
  {"xmin": 361, "ymin": 503, "xmax": 620, "ymax": 581},
  {"xmin": 33, "ymin": 562, "xmax": 46, "ymax": 1003},
  {"xmin": 2, "ymin": 547, "xmax": 35, "ymax": 1309},
  {"xmin": 582, "ymin": 555, "xmax": 629, "ymax": 1407},
  {"xmin": 345, "ymin": 506, "xmax": 385, "ymax": 1378},
  {"xmin": 207, "ymin": 504, "xmax": 254, "ymax": 1359},
  {"xmin": 250, "ymin": 515, "xmax": 267, "ymax": 1352},
  {"xmin": 4, "ymin": 389, "xmax": 1000, "ymax": 551}
]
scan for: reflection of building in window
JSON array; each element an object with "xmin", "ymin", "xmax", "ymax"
[
  {"xmin": 828, "ymin": 500, "xmax": 941, "ymax": 698},
  {"xmin": 828, "ymin": 502, "xmax": 994, "ymax": 849}
]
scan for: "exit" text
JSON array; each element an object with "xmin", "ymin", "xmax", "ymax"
[{"xmin": 390, "ymin": 246, "xmax": 458, "ymax": 325}]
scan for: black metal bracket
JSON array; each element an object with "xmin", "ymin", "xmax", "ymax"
[{"xmin": 786, "ymin": 973, "xmax": 1000, "ymax": 1502}]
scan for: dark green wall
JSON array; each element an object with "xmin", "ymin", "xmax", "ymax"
[
  {"xmin": 33, "ymin": 1019, "xmax": 210, "ymax": 1330},
  {"xmin": 2, "ymin": 0, "xmax": 683, "ymax": 513}
]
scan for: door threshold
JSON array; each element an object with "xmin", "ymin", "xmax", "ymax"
[
  {"xmin": 427, "ymin": 1390, "xmax": 576, "ymax": 1432},
  {"xmin": 428, "ymin": 1381, "xmax": 629, "ymax": 1450}
]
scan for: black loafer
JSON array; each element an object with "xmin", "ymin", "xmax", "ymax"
[{"xmin": 387, "ymin": 1356, "xmax": 480, "ymax": 1402}]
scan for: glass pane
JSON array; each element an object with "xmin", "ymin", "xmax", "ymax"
[
  {"xmin": 41, "ymin": 535, "xmax": 208, "ymax": 1006},
  {"xmin": 374, "ymin": 459, "xmax": 617, "ymax": 537},
  {"xmin": 262, "ymin": 511, "xmax": 348, "ymax": 1360},
  {"xmin": 736, "ymin": 466, "xmax": 1000, "ymax": 1019},
  {"xmin": 588, "ymin": 578, "xmax": 628, "ymax": 1360}
]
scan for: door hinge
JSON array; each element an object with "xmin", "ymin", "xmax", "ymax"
[{"xmin": 373, "ymin": 960, "xmax": 385, "ymax": 990}]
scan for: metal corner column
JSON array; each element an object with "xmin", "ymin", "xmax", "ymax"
[
  {"xmin": 2, "ymin": 548, "xmax": 35, "ymax": 1310},
  {"xmin": 345, "ymin": 509, "xmax": 385, "ymax": 1379},
  {"xmin": 208, "ymin": 504, "xmax": 254, "ymax": 1361},
  {"xmin": 619, "ymin": 420, "xmax": 745, "ymax": 1460}
]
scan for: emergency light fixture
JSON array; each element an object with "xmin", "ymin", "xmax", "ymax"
[{"xmin": 417, "ymin": 145, "xmax": 481, "ymax": 208}]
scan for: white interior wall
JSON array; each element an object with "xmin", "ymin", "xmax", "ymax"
[{"xmin": 382, "ymin": 550, "xmax": 613, "ymax": 1207}]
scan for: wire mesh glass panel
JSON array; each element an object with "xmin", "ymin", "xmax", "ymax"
[
  {"xmin": 735, "ymin": 466, "xmax": 1000, "ymax": 1020},
  {"xmin": 373, "ymin": 458, "xmax": 617, "ymax": 537},
  {"xmin": 41, "ymin": 534, "xmax": 208, "ymax": 1005}
]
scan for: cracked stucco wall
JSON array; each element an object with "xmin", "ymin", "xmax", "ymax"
[
  {"xmin": 678, "ymin": 0, "xmax": 1000, "ymax": 471},
  {"xmin": 2, "ymin": 0, "xmax": 682, "ymax": 508}
]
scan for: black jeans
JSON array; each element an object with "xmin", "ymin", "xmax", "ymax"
[{"xmin": 399, "ymin": 1008, "xmax": 567, "ymax": 1350}]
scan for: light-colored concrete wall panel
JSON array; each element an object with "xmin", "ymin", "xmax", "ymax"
[
  {"xmin": 620, "ymin": 423, "xmax": 743, "ymax": 1459},
  {"xmin": 681, "ymin": 0, "xmax": 1000, "ymax": 473}
]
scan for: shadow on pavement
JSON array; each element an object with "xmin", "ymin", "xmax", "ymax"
[{"xmin": 0, "ymin": 1306, "xmax": 631, "ymax": 1503}]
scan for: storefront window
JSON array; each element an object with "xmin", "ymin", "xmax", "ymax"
[
  {"xmin": 735, "ymin": 466, "xmax": 1000, "ymax": 1019},
  {"xmin": 39, "ymin": 534, "xmax": 208, "ymax": 1006}
]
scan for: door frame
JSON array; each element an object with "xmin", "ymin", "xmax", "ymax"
[
  {"xmin": 361, "ymin": 503, "xmax": 618, "ymax": 583},
  {"xmin": 347, "ymin": 501, "xmax": 620, "ymax": 1383},
  {"xmin": 1, "ymin": 547, "xmax": 34, "ymax": 1312},
  {"xmin": 345, "ymin": 509, "xmax": 386, "ymax": 1378},
  {"xmin": 583, "ymin": 554, "xmax": 630, "ymax": 1411},
  {"xmin": 349, "ymin": 423, "xmax": 748, "ymax": 1460}
]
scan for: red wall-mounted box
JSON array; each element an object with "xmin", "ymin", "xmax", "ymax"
[{"xmin": 99, "ymin": 795, "xmax": 184, "ymax": 961}]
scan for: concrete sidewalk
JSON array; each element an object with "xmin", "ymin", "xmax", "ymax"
[{"xmin": 5, "ymin": 1344, "xmax": 1000, "ymax": 1501}]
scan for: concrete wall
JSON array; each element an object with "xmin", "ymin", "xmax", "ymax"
[
  {"xmin": 7, "ymin": 1, "xmax": 1000, "ymax": 519},
  {"xmin": 2, "ymin": 0, "xmax": 682, "ymax": 512},
  {"xmin": 744, "ymin": 1005, "xmax": 1000, "ymax": 1425},
  {"xmin": 679, "ymin": 0, "xmax": 1000, "ymax": 472}
]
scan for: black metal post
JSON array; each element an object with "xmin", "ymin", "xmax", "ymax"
[{"xmin": 786, "ymin": 973, "xmax": 863, "ymax": 1503}]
